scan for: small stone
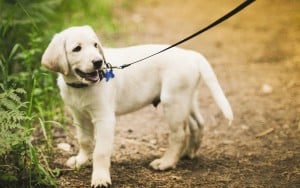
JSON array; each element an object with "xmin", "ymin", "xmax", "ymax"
[
  {"xmin": 241, "ymin": 124, "xmax": 249, "ymax": 130},
  {"xmin": 149, "ymin": 139, "xmax": 157, "ymax": 145},
  {"xmin": 57, "ymin": 143, "xmax": 71, "ymax": 152},
  {"xmin": 127, "ymin": 129, "xmax": 133, "ymax": 133},
  {"xmin": 171, "ymin": 175, "xmax": 182, "ymax": 180},
  {"xmin": 261, "ymin": 84, "xmax": 273, "ymax": 94},
  {"xmin": 283, "ymin": 124, "xmax": 289, "ymax": 129}
]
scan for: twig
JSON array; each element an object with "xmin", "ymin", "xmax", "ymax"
[{"xmin": 256, "ymin": 128, "xmax": 274, "ymax": 138}]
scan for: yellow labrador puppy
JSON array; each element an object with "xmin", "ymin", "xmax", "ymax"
[{"xmin": 42, "ymin": 25, "xmax": 233, "ymax": 187}]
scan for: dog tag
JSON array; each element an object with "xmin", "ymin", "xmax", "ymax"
[{"xmin": 104, "ymin": 69, "xmax": 115, "ymax": 82}]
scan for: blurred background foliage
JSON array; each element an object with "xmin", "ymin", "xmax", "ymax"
[{"xmin": 0, "ymin": 0, "xmax": 119, "ymax": 187}]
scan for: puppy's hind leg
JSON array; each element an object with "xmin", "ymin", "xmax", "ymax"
[
  {"xmin": 181, "ymin": 94, "xmax": 204, "ymax": 159},
  {"xmin": 150, "ymin": 96, "xmax": 190, "ymax": 170},
  {"xmin": 66, "ymin": 111, "xmax": 93, "ymax": 169}
]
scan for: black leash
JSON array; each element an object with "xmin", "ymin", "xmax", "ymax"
[{"xmin": 101, "ymin": 0, "xmax": 255, "ymax": 81}]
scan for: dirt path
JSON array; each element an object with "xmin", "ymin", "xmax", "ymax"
[{"xmin": 57, "ymin": 0, "xmax": 300, "ymax": 187}]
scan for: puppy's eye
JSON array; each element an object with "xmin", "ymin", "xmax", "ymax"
[
  {"xmin": 94, "ymin": 43, "xmax": 98, "ymax": 48},
  {"xmin": 72, "ymin": 46, "xmax": 81, "ymax": 52}
]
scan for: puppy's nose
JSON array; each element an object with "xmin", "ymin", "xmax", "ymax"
[{"xmin": 92, "ymin": 59, "xmax": 103, "ymax": 69}]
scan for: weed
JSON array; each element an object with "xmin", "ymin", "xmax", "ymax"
[{"xmin": 0, "ymin": 0, "xmax": 119, "ymax": 186}]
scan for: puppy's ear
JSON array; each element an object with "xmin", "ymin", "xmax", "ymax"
[
  {"xmin": 96, "ymin": 40, "xmax": 107, "ymax": 64},
  {"xmin": 41, "ymin": 34, "xmax": 69, "ymax": 75}
]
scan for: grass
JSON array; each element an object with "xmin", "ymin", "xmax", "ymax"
[
  {"xmin": 0, "ymin": 0, "xmax": 120, "ymax": 187},
  {"xmin": 57, "ymin": 0, "xmax": 117, "ymax": 32}
]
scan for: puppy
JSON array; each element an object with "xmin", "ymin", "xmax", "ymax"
[{"xmin": 42, "ymin": 25, "xmax": 233, "ymax": 187}]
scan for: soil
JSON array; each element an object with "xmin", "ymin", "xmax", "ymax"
[{"xmin": 54, "ymin": 0, "xmax": 300, "ymax": 187}]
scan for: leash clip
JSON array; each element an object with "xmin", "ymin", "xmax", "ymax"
[{"xmin": 103, "ymin": 63, "xmax": 115, "ymax": 82}]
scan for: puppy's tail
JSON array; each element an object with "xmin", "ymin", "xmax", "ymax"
[{"xmin": 196, "ymin": 54, "xmax": 233, "ymax": 123}]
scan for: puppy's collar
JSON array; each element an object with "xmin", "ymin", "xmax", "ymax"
[{"xmin": 66, "ymin": 82, "xmax": 89, "ymax": 88}]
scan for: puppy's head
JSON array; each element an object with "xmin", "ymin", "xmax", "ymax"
[{"xmin": 42, "ymin": 25, "xmax": 106, "ymax": 84}]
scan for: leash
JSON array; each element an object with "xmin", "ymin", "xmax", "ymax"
[{"xmin": 102, "ymin": 0, "xmax": 255, "ymax": 81}]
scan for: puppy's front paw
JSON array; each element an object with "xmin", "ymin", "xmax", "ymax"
[
  {"xmin": 66, "ymin": 155, "xmax": 88, "ymax": 169},
  {"xmin": 91, "ymin": 183, "xmax": 111, "ymax": 188},
  {"xmin": 91, "ymin": 170, "xmax": 111, "ymax": 188},
  {"xmin": 150, "ymin": 158, "xmax": 176, "ymax": 170}
]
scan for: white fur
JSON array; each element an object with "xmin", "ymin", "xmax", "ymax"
[{"xmin": 42, "ymin": 26, "xmax": 233, "ymax": 187}]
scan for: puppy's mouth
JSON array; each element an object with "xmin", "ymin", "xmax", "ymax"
[{"xmin": 75, "ymin": 69, "xmax": 100, "ymax": 82}]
